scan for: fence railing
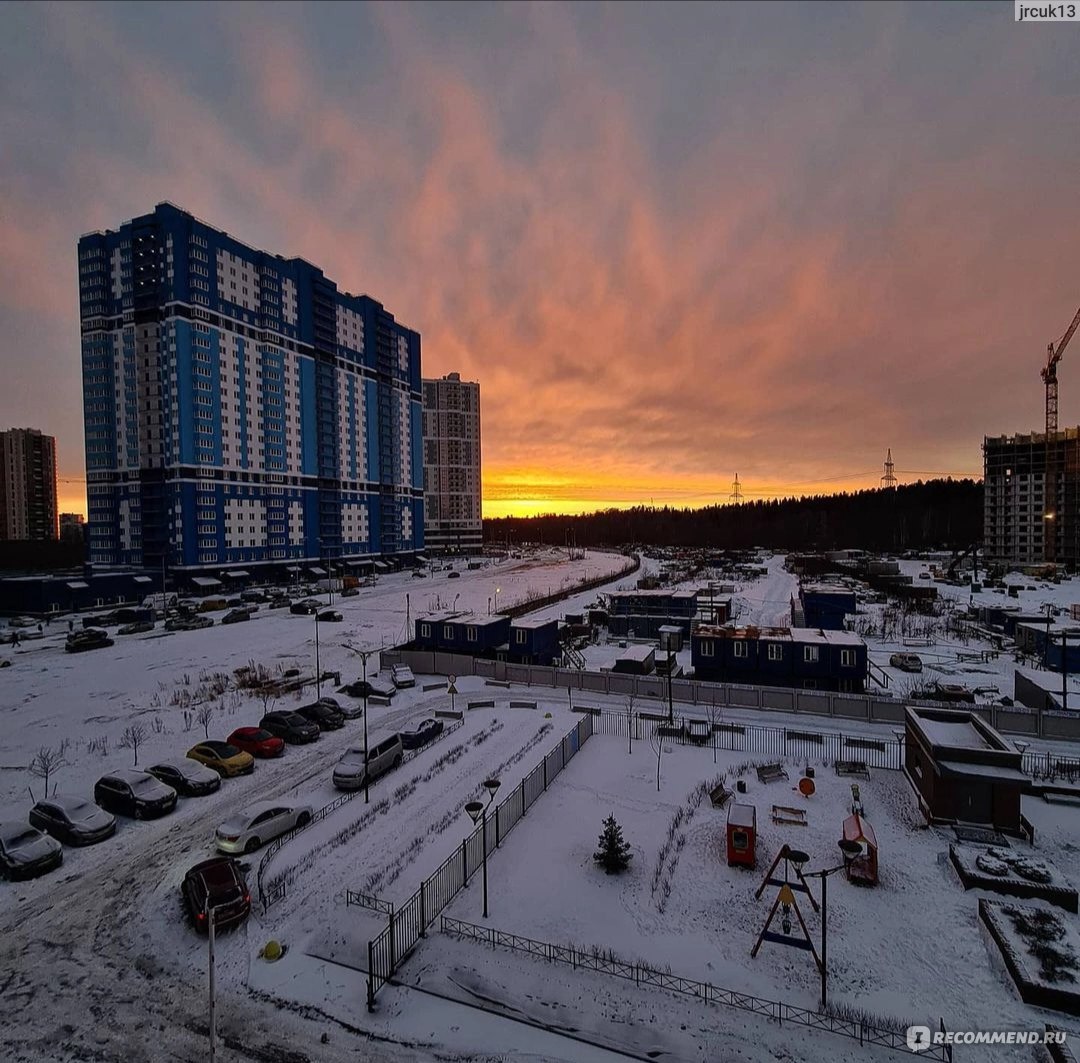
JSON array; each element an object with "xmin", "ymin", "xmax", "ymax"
[
  {"xmin": 441, "ymin": 916, "xmax": 952, "ymax": 1062},
  {"xmin": 1022, "ymin": 749, "xmax": 1080, "ymax": 782},
  {"xmin": 256, "ymin": 719, "xmax": 464, "ymax": 908},
  {"xmin": 345, "ymin": 890, "xmax": 394, "ymax": 916},
  {"xmin": 584, "ymin": 707, "xmax": 905, "ymax": 771},
  {"xmin": 364, "ymin": 714, "xmax": 594, "ymax": 1009}
]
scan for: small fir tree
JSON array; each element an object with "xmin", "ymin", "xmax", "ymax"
[{"xmin": 594, "ymin": 814, "xmax": 632, "ymax": 875}]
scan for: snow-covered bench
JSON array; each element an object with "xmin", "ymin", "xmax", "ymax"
[
  {"xmin": 756, "ymin": 763, "xmax": 788, "ymax": 784},
  {"xmin": 835, "ymin": 760, "xmax": 870, "ymax": 779}
]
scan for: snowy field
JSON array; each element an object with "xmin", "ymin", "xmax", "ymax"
[{"xmin": 6, "ymin": 547, "xmax": 1080, "ymax": 1062}]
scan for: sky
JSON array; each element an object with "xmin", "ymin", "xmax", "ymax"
[{"xmin": 1, "ymin": 2, "xmax": 1079, "ymax": 519}]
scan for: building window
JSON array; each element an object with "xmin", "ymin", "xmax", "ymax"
[
  {"xmin": 767, "ymin": 643, "xmax": 783, "ymax": 661},
  {"xmin": 443, "ymin": 625, "xmax": 453, "ymax": 640},
  {"xmin": 420, "ymin": 623, "xmax": 431, "ymax": 638},
  {"xmin": 733, "ymin": 641, "xmax": 748, "ymax": 658},
  {"xmin": 700, "ymin": 640, "xmax": 715, "ymax": 658},
  {"xmin": 515, "ymin": 629, "xmax": 527, "ymax": 645},
  {"xmin": 803, "ymin": 646, "xmax": 820, "ymax": 663},
  {"xmin": 840, "ymin": 649, "xmax": 856, "ymax": 668},
  {"xmin": 467, "ymin": 626, "xmax": 477, "ymax": 642}
]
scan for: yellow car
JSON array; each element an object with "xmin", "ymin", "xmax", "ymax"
[{"xmin": 186, "ymin": 741, "xmax": 255, "ymax": 778}]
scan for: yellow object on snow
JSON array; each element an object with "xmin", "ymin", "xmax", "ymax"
[{"xmin": 261, "ymin": 940, "xmax": 283, "ymax": 961}]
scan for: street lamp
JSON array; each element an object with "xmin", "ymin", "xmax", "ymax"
[
  {"xmin": 314, "ymin": 611, "xmax": 321, "ymax": 699},
  {"xmin": 494, "ymin": 587, "xmax": 501, "ymax": 613},
  {"xmin": 789, "ymin": 840, "xmax": 862, "ymax": 1007},
  {"xmin": 464, "ymin": 778, "xmax": 501, "ymax": 919},
  {"xmin": 204, "ymin": 900, "xmax": 219, "ymax": 1063}
]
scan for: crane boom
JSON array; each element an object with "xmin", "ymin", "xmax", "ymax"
[{"xmin": 1043, "ymin": 301, "xmax": 1080, "ymax": 436}]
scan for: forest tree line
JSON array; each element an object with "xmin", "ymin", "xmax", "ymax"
[{"xmin": 484, "ymin": 479, "xmax": 983, "ymax": 553}]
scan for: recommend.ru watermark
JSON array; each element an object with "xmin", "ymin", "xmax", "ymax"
[
  {"xmin": 1015, "ymin": 2, "xmax": 1080, "ymax": 19},
  {"xmin": 907, "ymin": 1025, "xmax": 1067, "ymax": 1051}
]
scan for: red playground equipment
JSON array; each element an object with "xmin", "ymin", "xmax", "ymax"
[
  {"xmin": 841, "ymin": 813, "xmax": 878, "ymax": 886},
  {"xmin": 726, "ymin": 803, "xmax": 757, "ymax": 868}
]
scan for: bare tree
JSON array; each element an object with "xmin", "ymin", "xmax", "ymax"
[
  {"xmin": 649, "ymin": 725, "xmax": 667, "ymax": 793},
  {"xmin": 257, "ymin": 689, "xmax": 276, "ymax": 714},
  {"xmin": 28, "ymin": 745, "xmax": 67, "ymax": 800},
  {"xmin": 196, "ymin": 704, "xmax": 214, "ymax": 739},
  {"xmin": 623, "ymin": 692, "xmax": 637, "ymax": 754},
  {"xmin": 118, "ymin": 723, "xmax": 147, "ymax": 766},
  {"xmin": 705, "ymin": 694, "xmax": 723, "ymax": 765}
]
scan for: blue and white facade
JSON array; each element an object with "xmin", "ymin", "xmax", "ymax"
[{"xmin": 78, "ymin": 203, "xmax": 424, "ymax": 572}]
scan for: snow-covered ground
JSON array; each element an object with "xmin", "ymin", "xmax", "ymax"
[{"xmin": 6, "ymin": 547, "xmax": 1080, "ymax": 1062}]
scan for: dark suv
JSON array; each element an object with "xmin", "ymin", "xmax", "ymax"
[
  {"xmin": 181, "ymin": 857, "xmax": 252, "ymax": 933},
  {"xmin": 260, "ymin": 711, "xmax": 320, "ymax": 744},
  {"xmin": 94, "ymin": 769, "xmax": 178, "ymax": 819},
  {"xmin": 296, "ymin": 701, "xmax": 345, "ymax": 731}
]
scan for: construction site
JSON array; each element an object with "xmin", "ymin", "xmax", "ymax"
[{"xmin": 984, "ymin": 299, "xmax": 1080, "ymax": 571}]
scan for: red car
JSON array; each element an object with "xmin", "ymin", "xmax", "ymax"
[{"xmin": 227, "ymin": 727, "xmax": 286, "ymax": 759}]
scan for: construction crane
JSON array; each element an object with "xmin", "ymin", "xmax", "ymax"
[
  {"xmin": 1041, "ymin": 300, "xmax": 1080, "ymax": 564},
  {"xmin": 1042, "ymin": 302, "xmax": 1080, "ymax": 436}
]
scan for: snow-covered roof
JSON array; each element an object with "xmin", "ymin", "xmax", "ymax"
[
  {"xmin": 191, "ymin": 576, "xmax": 221, "ymax": 588},
  {"xmin": 616, "ymin": 645, "xmax": 655, "ymax": 662},
  {"xmin": 727, "ymin": 803, "xmax": 756, "ymax": 828},
  {"xmin": 512, "ymin": 617, "xmax": 557, "ymax": 630}
]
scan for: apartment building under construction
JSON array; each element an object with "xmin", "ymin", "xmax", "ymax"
[{"xmin": 983, "ymin": 428, "xmax": 1080, "ymax": 569}]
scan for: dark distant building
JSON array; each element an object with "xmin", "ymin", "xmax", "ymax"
[
  {"xmin": 795, "ymin": 583, "xmax": 857, "ymax": 630},
  {"xmin": 984, "ymin": 429, "xmax": 1080, "ymax": 568},
  {"xmin": 59, "ymin": 512, "xmax": 86, "ymax": 544},
  {"xmin": 607, "ymin": 589, "xmax": 698, "ymax": 640},
  {"xmin": 0, "ymin": 428, "xmax": 58, "ymax": 540}
]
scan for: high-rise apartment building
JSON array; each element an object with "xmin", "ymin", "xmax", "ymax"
[
  {"xmin": 984, "ymin": 428, "xmax": 1080, "ymax": 569},
  {"xmin": 78, "ymin": 203, "xmax": 423, "ymax": 572},
  {"xmin": 0, "ymin": 428, "xmax": 58, "ymax": 541},
  {"xmin": 422, "ymin": 372, "xmax": 482, "ymax": 553}
]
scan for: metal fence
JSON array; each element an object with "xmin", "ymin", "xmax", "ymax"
[
  {"xmin": 584, "ymin": 708, "xmax": 905, "ymax": 771},
  {"xmin": 256, "ymin": 719, "xmax": 463, "ymax": 908},
  {"xmin": 364, "ymin": 714, "xmax": 594, "ymax": 1009},
  {"xmin": 441, "ymin": 917, "xmax": 952, "ymax": 1062},
  {"xmin": 1021, "ymin": 749, "xmax": 1080, "ymax": 782}
]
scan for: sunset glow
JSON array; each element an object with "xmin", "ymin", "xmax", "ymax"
[{"xmin": 0, "ymin": 4, "xmax": 1075, "ymax": 519}]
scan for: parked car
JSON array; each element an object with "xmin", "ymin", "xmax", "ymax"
[
  {"xmin": 226, "ymin": 727, "xmax": 286, "ymax": 759},
  {"xmin": 340, "ymin": 587, "xmax": 360, "ymax": 598},
  {"xmin": 240, "ymin": 589, "xmax": 267, "ymax": 604},
  {"xmin": 215, "ymin": 801, "xmax": 313, "ymax": 855},
  {"xmin": 0, "ymin": 822, "xmax": 63, "ymax": 880},
  {"xmin": 187, "ymin": 741, "xmax": 255, "ymax": 777},
  {"xmin": 28, "ymin": 795, "xmax": 116, "ymax": 846},
  {"xmin": 182, "ymin": 857, "xmax": 251, "ymax": 933},
  {"xmin": 165, "ymin": 616, "xmax": 214, "ymax": 631},
  {"xmin": 9, "ymin": 616, "xmax": 38, "ymax": 629},
  {"xmin": 317, "ymin": 609, "xmax": 343, "ymax": 623},
  {"xmin": 447, "ymin": 570, "xmax": 461, "ymax": 579},
  {"xmin": 260, "ymin": 711, "xmax": 320, "ymax": 744},
  {"xmin": 342, "ymin": 678, "xmax": 396, "ymax": 700},
  {"xmin": 332, "ymin": 735, "xmax": 403, "ymax": 791},
  {"xmin": 117, "ymin": 620, "xmax": 155, "ymax": 636},
  {"xmin": 399, "ymin": 717, "xmax": 443, "ymax": 750},
  {"xmin": 226, "ymin": 597, "xmax": 243, "ymax": 608},
  {"xmin": 65, "ymin": 628, "xmax": 114, "ymax": 653},
  {"xmin": 197, "ymin": 597, "xmax": 227, "ymax": 613},
  {"xmin": 289, "ymin": 599, "xmax": 322, "ymax": 616},
  {"xmin": 94, "ymin": 769, "xmax": 178, "ymax": 819},
  {"xmin": 889, "ymin": 652, "xmax": 923, "ymax": 673},
  {"xmin": 147, "ymin": 759, "xmax": 222, "ymax": 797},
  {"xmin": 335, "ymin": 699, "xmax": 365, "ymax": 721},
  {"xmin": 411, "ymin": 569, "xmax": 427, "ymax": 579},
  {"xmin": 221, "ymin": 609, "xmax": 252, "ymax": 625},
  {"xmin": 267, "ymin": 596, "xmax": 291, "ymax": 610},
  {"xmin": 296, "ymin": 701, "xmax": 345, "ymax": 731},
  {"xmin": 391, "ymin": 664, "xmax": 416, "ymax": 688}
]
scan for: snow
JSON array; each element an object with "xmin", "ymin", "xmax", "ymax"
[
  {"xmin": 916, "ymin": 716, "xmax": 995, "ymax": 750},
  {"xmin": 6, "ymin": 547, "xmax": 1080, "ymax": 1062}
]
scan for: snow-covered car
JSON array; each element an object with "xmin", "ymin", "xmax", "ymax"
[
  {"xmin": 317, "ymin": 609, "xmax": 343, "ymax": 623},
  {"xmin": 340, "ymin": 587, "xmax": 360, "ymax": 598},
  {"xmin": 0, "ymin": 822, "xmax": 63, "ymax": 880},
  {"xmin": 390, "ymin": 664, "xmax": 415, "ymax": 688},
  {"xmin": 65, "ymin": 628, "xmax": 114, "ymax": 652},
  {"xmin": 8, "ymin": 616, "xmax": 38, "ymax": 629},
  {"xmin": 332, "ymin": 735, "xmax": 403, "ymax": 792},
  {"xmin": 399, "ymin": 718, "xmax": 443, "ymax": 750},
  {"xmin": 342, "ymin": 678, "xmax": 396, "ymax": 700},
  {"xmin": 289, "ymin": 599, "xmax": 322, "ymax": 616},
  {"xmin": 331, "ymin": 697, "xmax": 365, "ymax": 720},
  {"xmin": 94, "ymin": 769, "xmax": 178, "ymax": 819},
  {"xmin": 147, "ymin": 759, "xmax": 223, "ymax": 797},
  {"xmin": 220, "ymin": 608, "xmax": 252, "ymax": 625},
  {"xmin": 889, "ymin": 652, "xmax": 923, "ymax": 673},
  {"xmin": 215, "ymin": 801, "xmax": 313, "ymax": 855},
  {"xmin": 117, "ymin": 620, "xmax": 155, "ymax": 635},
  {"xmin": 28, "ymin": 795, "xmax": 117, "ymax": 845},
  {"xmin": 165, "ymin": 615, "xmax": 214, "ymax": 631}
]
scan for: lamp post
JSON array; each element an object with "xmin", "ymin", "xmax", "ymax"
[
  {"xmin": 789, "ymin": 840, "xmax": 862, "ymax": 1008},
  {"xmin": 465, "ymin": 778, "xmax": 501, "ymax": 918},
  {"xmin": 494, "ymin": 587, "xmax": 501, "ymax": 613},
  {"xmin": 487, "ymin": 596, "xmax": 492, "ymax": 616},
  {"xmin": 205, "ymin": 900, "xmax": 218, "ymax": 1063},
  {"xmin": 314, "ymin": 611, "xmax": 321, "ymax": 699}
]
